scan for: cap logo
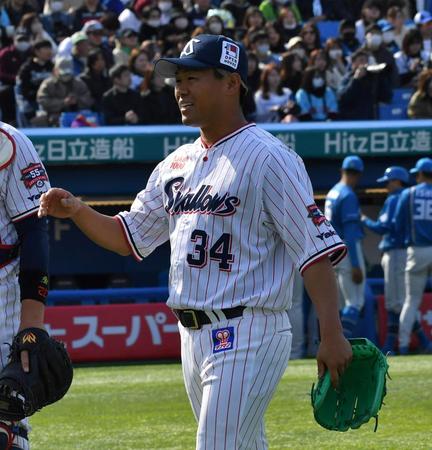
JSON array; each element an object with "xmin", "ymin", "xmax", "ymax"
[
  {"xmin": 220, "ymin": 40, "xmax": 239, "ymax": 69},
  {"xmin": 181, "ymin": 38, "xmax": 200, "ymax": 57}
]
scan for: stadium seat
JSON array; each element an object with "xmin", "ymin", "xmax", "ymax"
[
  {"xmin": 59, "ymin": 110, "xmax": 103, "ymax": 128},
  {"xmin": 316, "ymin": 20, "xmax": 340, "ymax": 44},
  {"xmin": 379, "ymin": 88, "xmax": 413, "ymax": 120}
]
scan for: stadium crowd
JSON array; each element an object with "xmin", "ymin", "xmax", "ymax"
[{"xmin": 1, "ymin": 0, "xmax": 432, "ymax": 126}]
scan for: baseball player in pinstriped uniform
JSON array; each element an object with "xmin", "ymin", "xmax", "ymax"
[
  {"xmin": 394, "ymin": 157, "xmax": 432, "ymax": 355},
  {"xmin": 324, "ymin": 156, "xmax": 365, "ymax": 339},
  {"xmin": 0, "ymin": 122, "xmax": 50, "ymax": 450},
  {"xmin": 38, "ymin": 35, "xmax": 352, "ymax": 449},
  {"xmin": 361, "ymin": 166, "xmax": 410, "ymax": 354}
]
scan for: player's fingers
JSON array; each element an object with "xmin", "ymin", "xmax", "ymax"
[
  {"xmin": 329, "ymin": 367, "xmax": 339, "ymax": 389},
  {"xmin": 21, "ymin": 350, "xmax": 30, "ymax": 373}
]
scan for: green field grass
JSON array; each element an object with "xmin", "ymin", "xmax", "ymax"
[{"xmin": 30, "ymin": 356, "xmax": 432, "ymax": 449}]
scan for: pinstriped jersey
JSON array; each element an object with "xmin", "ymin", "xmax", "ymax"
[
  {"xmin": 118, "ymin": 123, "xmax": 346, "ymax": 311},
  {"xmin": 0, "ymin": 121, "xmax": 50, "ymax": 280}
]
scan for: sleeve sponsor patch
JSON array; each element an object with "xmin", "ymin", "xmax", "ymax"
[
  {"xmin": 306, "ymin": 204, "xmax": 328, "ymax": 226},
  {"xmin": 20, "ymin": 163, "xmax": 48, "ymax": 189}
]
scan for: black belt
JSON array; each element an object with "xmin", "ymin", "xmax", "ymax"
[
  {"xmin": 173, "ymin": 306, "xmax": 246, "ymax": 329},
  {"xmin": 0, "ymin": 245, "xmax": 19, "ymax": 267}
]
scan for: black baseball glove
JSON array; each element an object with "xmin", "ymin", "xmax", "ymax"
[{"xmin": 0, "ymin": 328, "xmax": 73, "ymax": 421}]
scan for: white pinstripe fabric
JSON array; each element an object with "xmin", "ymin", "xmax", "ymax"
[
  {"xmin": 0, "ymin": 121, "xmax": 50, "ymax": 448},
  {"xmin": 179, "ymin": 309, "xmax": 291, "ymax": 450},
  {"xmin": 118, "ymin": 124, "xmax": 346, "ymax": 312}
]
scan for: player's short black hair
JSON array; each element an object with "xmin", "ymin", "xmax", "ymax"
[
  {"xmin": 109, "ymin": 63, "xmax": 129, "ymax": 81},
  {"xmin": 343, "ymin": 169, "xmax": 362, "ymax": 176}
]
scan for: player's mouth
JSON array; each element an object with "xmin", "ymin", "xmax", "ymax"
[{"xmin": 179, "ymin": 102, "xmax": 194, "ymax": 112}]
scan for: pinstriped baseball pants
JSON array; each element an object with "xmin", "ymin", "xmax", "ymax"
[{"xmin": 179, "ymin": 308, "xmax": 292, "ymax": 450}]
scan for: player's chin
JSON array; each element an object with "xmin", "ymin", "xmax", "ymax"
[{"xmin": 181, "ymin": 113, "xmax": 200, "ymax": 127}]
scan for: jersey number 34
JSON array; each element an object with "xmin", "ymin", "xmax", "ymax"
[{"xmin": 187, "ymin": 229, "xmax": 234, "ymax": 272}]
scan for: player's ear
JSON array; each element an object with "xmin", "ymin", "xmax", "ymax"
[{"xmin": 225, "ymin": 73, "xmax": 242, "ymax": 97}]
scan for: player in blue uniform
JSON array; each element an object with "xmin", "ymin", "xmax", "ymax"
[
  {"xmin": 325, "ymin": 156, "xmax": 365, "ymax": 338},
  {"xmin": 362, "ymin": 166, "xmax": 409, "ymax": 353},
  {"xmin": 394, "ymin": 157, "xmax": 432, "ymax": 355}
]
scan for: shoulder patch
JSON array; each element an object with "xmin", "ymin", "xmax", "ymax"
[{"xmin": 0, "ymin": 128, "xmax": 16, "ymax": 170}]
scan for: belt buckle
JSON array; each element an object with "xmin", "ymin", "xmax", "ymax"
[{"xmin": 183, "ymin": 310, "xmax": 200, "ymax": 330}]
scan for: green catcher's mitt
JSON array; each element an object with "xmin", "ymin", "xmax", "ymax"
[{"xmin": 311, "ymin": 338, "xmax": 389, "ymax": 432}]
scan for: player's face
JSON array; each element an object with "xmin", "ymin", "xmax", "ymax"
[{"xmin": 175, "ymin": 68, "xmax": 227, "ymax": 127}]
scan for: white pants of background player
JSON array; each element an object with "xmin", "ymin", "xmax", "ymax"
[
  {"xmin": 381, "ymin": 249, "xmax": 406, "ymax": 313},
  {"xmin": 399, "ymin": 246, "xmax": 432, "ymax": 348},
  {"xmin": 179, "ymin": 309, "xmax": 292, "ymax": 450},
  {"xmin": 334, "ymin": 241, "xmax": 366, "ymax": 310},
  {"xmin": 0, "ymin": 274, "xmax": 30, "ymax": 450}
]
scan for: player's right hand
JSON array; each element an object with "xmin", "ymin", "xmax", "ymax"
[
  {"xmin": 38, "ymin": 188, "xmax": 82, "ymax": 219},
  {"xmin": 351, "ymin": 267, "xmax": 363, "ymax": 284}
]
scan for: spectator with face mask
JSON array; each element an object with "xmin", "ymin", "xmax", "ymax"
[
  {"xmin": 36, "ymin": 56, "xmax": 93, "ymax": 126},
  {"xmin": 188, "ymin": 0, "xmax": 212, "ymax": 28},
  {"xmin": 158, "ymin": 0, "xmax": 175, "ymax": 25},
  {"xmin": 17, "ymin": 39, "xmax": 54, "ymax": 121},
  {"xmin": 339, "ymin": 19, "xmax": 360, "ymax": 58},
  {"xmin": 408, "ymin": 69, "xmax": 432, "ymax": 118},
  {"xmin": 160, "ymin": 11, "xmax": 191, "ymax": 53},
  {"xmin": 139, "ymin": 6, "xmax": 162, "ymax": 41},
  {"xmin": 102, "ymin": 63, "xmax": 141, "ymax": 124},
  {"xmin": 324, "ymin": 38, "xmax": 347, "ymax": 92},
  {"xmin": 274, "ymin": 5, "xmax": 301, "ymax": 43},
  {"xmin": 362, "ymin": 23, "xmax": 399, "ymax": 87},
  {"xmin": 338, "ymin": 49, "xmax": 392, "ymax": 120},
  {"xmin": 203, "ymin": 14, "xmax": 225, "ymax": 35},
  {"xmin": 247, "ymin": 29, "xmax": 280, "ymax": 68},
  {"xmin": 355, "ymin": 0, "xmax": 382, "ymax": 44},
  {"xmin": 254, "ymin": 63, "xmax": 297, "ymax": 122},
  {"xmin": 395, "ymin": 29, "xmax": 429, "ymax": 88},
  {"xmin": 295, "ymin": 66, "xmax": 338, "ymax": 121}
]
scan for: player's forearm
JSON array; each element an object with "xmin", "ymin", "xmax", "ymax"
[
  {"xmin": 19, "ymin": 299, "xmax": 45, "ymax": 330},
  {"xmin": 302, "ymin": 257, "xmax": 344, "ymax": 339},
  {"xmin": 72, "ymin": 202, "xmax": 131, "ymax": 256}
]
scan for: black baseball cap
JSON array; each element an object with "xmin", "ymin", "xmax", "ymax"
[{"xmin": 154, "ymin": 34, "xmax": 248, "ymax": 88}]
